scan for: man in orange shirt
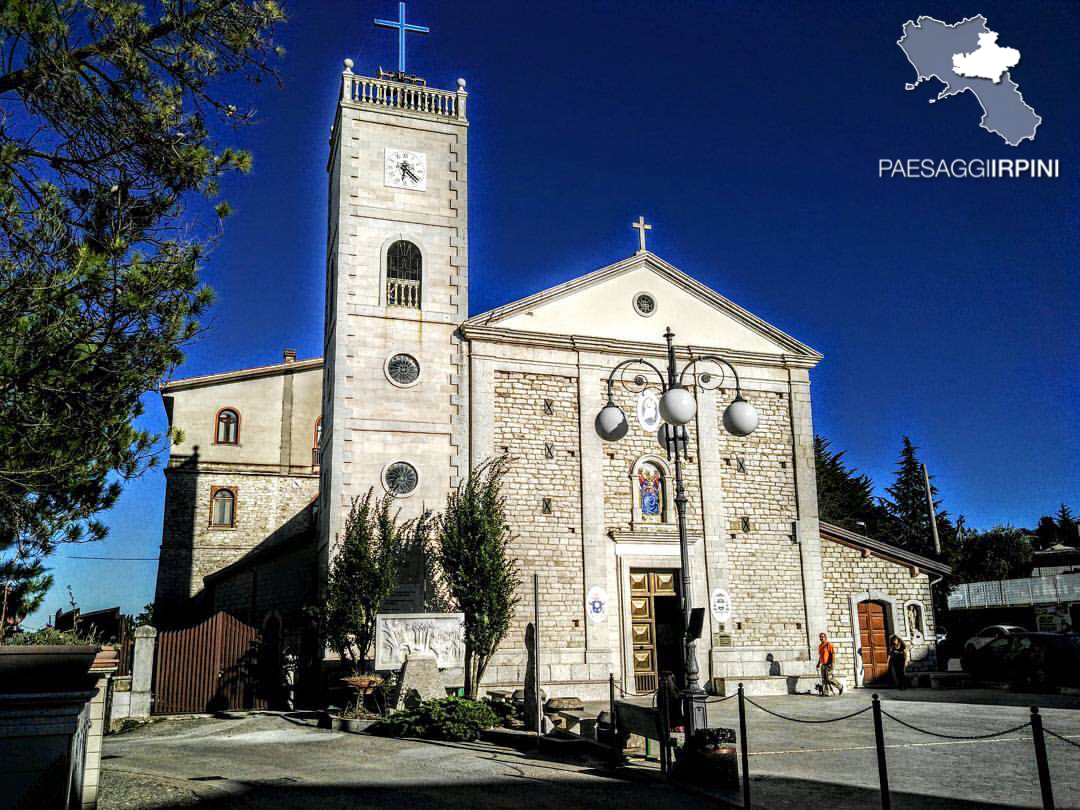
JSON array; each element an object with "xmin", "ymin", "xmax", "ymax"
[{"xmin": 817, "ymin": 632, "xmax": 844, "ymax": 696}]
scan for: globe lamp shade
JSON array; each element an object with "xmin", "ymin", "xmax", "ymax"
[
  {"xmin": 595, "ymin": 404, "xmax": 628, "ymax": 442},
  {"xmin": 722, "ymin": 396, "xmax": 759, "ymax": 436},
  {"xmin": 659, "ymin": 386, "xmax": 697, "ymax": 425},
  {"xmin": 656, "ymin": 424, "xmax": 670, "ymax": 452}
]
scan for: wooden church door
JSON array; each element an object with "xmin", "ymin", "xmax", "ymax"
[
  {"xmin": 858, "ymin": 601, "xmax": 890, "ymax": 684},
  {"xmin": 629, "ymin": 569, "xmax": 681, "ymax": 693}
]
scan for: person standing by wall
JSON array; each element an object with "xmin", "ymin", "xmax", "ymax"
[
  {"xmin": 888, "ymin": 634, "xmax": 908, "ymax": 689},
  {"xmin": 818, "ymin": 632, "xmax": 843, "ymax": 696}
]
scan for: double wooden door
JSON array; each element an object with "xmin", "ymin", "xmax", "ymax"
[
  {"xmin": 629, "ymin": 569, "xmax": 680, "ymax": 694},
  {"xmin": 858, "ymin": 601, "xmax": 890, "ymax": 684}
]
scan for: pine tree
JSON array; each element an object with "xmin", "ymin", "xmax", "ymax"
[
  {"xmin": 880, "ymin": 437, "xmax": 954, "ymax": 558},
  {"xmin": 1033, "ymin": 515, "xmax": 1059, "ymax": 552},
  {"xmin": 0, "ymin": 1, "xmax": 285, "ymax": 624},
  {"xmin": 1056, "ymin": 504, "xmax": 1077, "ymax": 546},
  {"xmin": 814, "ymin": 436, "xmax": 888, "ymax": 534}
]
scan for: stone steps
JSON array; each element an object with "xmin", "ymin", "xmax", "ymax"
[{"xmin": 711, "ymin": 675, "xmax": 804, "ymax": 697}]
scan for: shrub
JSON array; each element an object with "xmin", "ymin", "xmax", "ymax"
[
  {"xmin": 372, "ymin": 696, "xmax": 497, "ymax": 742},
  {"xmin": 2, "ymin": 626, "xmax": 96, "ymax": 646}
]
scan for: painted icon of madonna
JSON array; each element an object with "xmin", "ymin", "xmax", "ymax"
[{"xmin": 638, "ymin": 466, "xmax": 663, "ymax": 521}]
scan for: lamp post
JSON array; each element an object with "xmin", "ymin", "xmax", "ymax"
[{"xmin": 595, "ymin": 327, "xmax": 758, "ymax": 740}]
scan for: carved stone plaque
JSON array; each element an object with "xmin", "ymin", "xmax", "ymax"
[{"xmin": 375, "ymin": 612, "xmax": 466, "ymax": 671}]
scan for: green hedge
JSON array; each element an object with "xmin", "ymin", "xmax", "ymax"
[{"xmin": 371, "ymin": 696, "xmax": 497, "ymax": 742}]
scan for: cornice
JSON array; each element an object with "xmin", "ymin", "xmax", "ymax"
[
  {"xmin": 463, "ymin": 251, "xmax": 822, "ymax": 363},
  {"xmin": 161, "ymin": 357, "xmax": 323, "ymax": 393},
  {"xmin": 462, "ymin": 324, "xmax": 819, "ymax": 370},
  {"xmin": 820, "ymin": 522, "xmax": 952, "ymax": 576}
]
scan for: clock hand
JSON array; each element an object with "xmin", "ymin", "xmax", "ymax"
[{"xmin": 402, "ymin": 166, "xmax": 419, "ymax": 183}]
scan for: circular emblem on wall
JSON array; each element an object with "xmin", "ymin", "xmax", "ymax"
[
  {"xmin": 636, "ymin": 389, "xmax": 661, "ymax": 432},
  {"xmin": 385, "ymin": 352, "xmax": 421, "ymax": 387},
  {"xmin": 710, "ymin": 588, "xmax": 731, "ymax": 623},
  {"xmin": 383, "ymin": 461, "xmax": 419, "ymax": 496},
  {"xmin": 586, "ymin": 586, "xmax": 608, "ymax": 624}
]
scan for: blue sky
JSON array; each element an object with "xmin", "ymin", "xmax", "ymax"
[{"xmin": 30, "ymin": 0, "xmax": 1078, "ymax": 624}]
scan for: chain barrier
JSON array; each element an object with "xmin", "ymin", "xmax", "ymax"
[
  {"xmin": 1044, "ymin": 727, "xmax": 1080, "ymax": 750},
  {"xmin": 744, "ymin": 696, "xmax": 873, "ymax": 724},
  {"xmin": 880, "ymin": 709, "xmax": 1031, "ymax": 741}
]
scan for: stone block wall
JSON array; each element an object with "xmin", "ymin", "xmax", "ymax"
[
  {"xmin": 488, "ymin": 371, "xmax": 584, "ymax": 684},
  {"xmin": 821, "ymin": 537, "xmax": 937, "ymax": 683},
  {"xmin": 602, "ymin": 382, "xmax": 703, "ymax": 536},
  {"xmin": 714, "ymin": 389, "xmax": 805, "ymax": 652},
  {"xmin": 209, "ymin": 541, "xmax": 316, "ymax": 630},
  {"xmin": 155, "ymin": 466, "xmax": 318, "ymax": 615}
]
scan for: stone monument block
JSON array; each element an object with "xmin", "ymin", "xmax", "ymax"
[
  {"xmin": 375, "ymin": 613, "xmax": 466, "ymax": 671},
  {"xmin": 395, "ymin": 653, "xmax": 447, "ymax": 709}
]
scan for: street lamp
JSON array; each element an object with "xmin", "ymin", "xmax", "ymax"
[{"xmin": 595, "ymin": 327, "xmax": 758, "ymax": 740}]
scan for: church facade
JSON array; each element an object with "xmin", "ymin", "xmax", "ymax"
[{"xmin": 153, "ymin": 62, "xmax": 948, "ymax": 697}]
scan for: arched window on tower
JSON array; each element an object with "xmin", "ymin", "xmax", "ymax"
[
  {"xmin": 312, "ymin": 417, "xmax": 322, "ymax": 470},
  {"xmin": 215, "ymin": 408, "xmax": 239, "ymax": 444},
  {"xmin": 386, "ymin": 240, "xmax": 422, "ymax": 308}
]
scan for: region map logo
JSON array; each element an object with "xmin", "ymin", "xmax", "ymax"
[
  {"xmin": 898, "ymin": 15, "xmax": 1040, "ymax": 147},
  {"xmin": 879, "ymin": 15, "xmax": 1058, "ymax": 181}
]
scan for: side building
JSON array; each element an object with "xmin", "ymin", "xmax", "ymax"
[{"xmin": 153, "ymin": 350, "xmax": 324, "ymax": 634}]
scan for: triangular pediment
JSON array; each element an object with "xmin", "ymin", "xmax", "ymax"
[{"xmin": 465, "ymin": 253, "xmax": 820, "ymax": 361}]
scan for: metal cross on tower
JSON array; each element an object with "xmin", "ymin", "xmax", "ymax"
[
  {"xmin": 374, "ymin": 1, "xmax": 430, "ymax": 74},
  {"xmin": 632, "ymin": 215, "xmax": 652, "ymax": 253}
]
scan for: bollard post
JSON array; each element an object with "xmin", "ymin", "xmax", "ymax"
[
  {"xmin": 609, "ymin": 673, "xmax": 619, "ymax": 768},
  {"xmin": 658, "ymin": 673, "xmax": 671, "ymax": 776},
  {"xmin": 1030, "ymin": 707, "xmax": 1055, "ymax": 810},
  {"xmin": 737, "ymin": 683, "xmax": 750, "ymax": 809},
  {"xmin": 872, "ymin": 694, "xmax": 891, "ymax": 810}
]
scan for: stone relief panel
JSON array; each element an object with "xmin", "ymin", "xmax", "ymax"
[{"xmin": 375, "ymin": 612, "xmax": 466, "ymax": 670}]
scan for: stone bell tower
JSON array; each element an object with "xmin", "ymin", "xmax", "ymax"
[{"xmin": 318, "ymin": 55, "xmax": 470, "ymax": 572}]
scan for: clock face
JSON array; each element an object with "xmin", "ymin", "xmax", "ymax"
[{"xmin": 384, "ymin": 148, "xmax": 427, "ymax": 191}]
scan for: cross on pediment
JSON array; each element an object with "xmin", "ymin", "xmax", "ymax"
[{"xmin": 632, "ymin": 216, "xmax": 652, "ymax": 253}]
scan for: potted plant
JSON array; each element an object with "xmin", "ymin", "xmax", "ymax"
[{"xmin": 0, "ymin": 627, "xmax": 100, "ymax": 692}]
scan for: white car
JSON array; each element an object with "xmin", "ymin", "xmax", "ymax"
[{"xmin": 963, "ymin": 625, "xmax": 1027, "ymax": 654}]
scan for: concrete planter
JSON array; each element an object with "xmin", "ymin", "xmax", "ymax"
[
  {"xmin": 0, "ymin": 645, "xmax": 102, "ymax": 808},
  {"xmin": 0, "ymin": 645, "xmax": 98, "ymax": 692},
  {"xmin": 332, "ymin": 715, "xmax": 377, "ymax": 734}
]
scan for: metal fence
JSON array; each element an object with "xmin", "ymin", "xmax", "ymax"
[{"xmin": 948, "ymin": 573, "xmax": 1080, "ymax": 609}]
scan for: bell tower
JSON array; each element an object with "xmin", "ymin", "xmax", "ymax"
[{"xmin": 319, "ymin": 50, "xmax": 469, "ymax": 568}]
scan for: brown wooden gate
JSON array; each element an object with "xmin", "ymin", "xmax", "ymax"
[
  {"xmin": 153, "ymin": 612, "xmax": 267, "ymax": 714},
  {"xmin": 858, "ymin": 601, "xmax": 890, "ymax": 684}
]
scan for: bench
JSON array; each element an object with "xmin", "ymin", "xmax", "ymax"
[{"xmin": 613, "ymin": 700, "xmax": 675, "ymax": 771}]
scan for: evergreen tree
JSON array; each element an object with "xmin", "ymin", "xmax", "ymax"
[
  {"xmin": 880, "ymin": 437, "xmax": 954, "ymax": 558},
  {"xmin": 1056, "ymin": 504, "xmax": 1077, "ymax": 546},
  {"xmin": 437, "ymin": 456, "xmax": 521, "ymax": 699},
  {"xmin": 952, "ymin": 527, "xmax": 1034, "ymax": 583},
  {"xmin": 814, "ymin": 436, "xmax": 888, "ymax": 534},
  {"xmin": 316, "ymin": 490, "xmax": 408, "ymax": 674},
  {"xmin": 1033, "ymin": 515, "xmax": 1060, "ymax": 552},
  {"xmin": 0, "ymin": 1, "xmax": 285, "ymax": 628}
]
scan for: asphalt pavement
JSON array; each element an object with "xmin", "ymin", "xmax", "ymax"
[{"xmin": 99, "ymin": 688, "xmax": 1080, "ymax": 809}]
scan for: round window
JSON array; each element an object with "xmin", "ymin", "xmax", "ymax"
[
  {"xmin": 383, "ymin": 461, "xmax": 419, "ymax": 496},
  {"xmin": 386, "ymin": 353, "xmax": 420, "ymax": 386},
  {"xmin": 633, "ymin": 292, "xmax": 657, "ymax": 317}
]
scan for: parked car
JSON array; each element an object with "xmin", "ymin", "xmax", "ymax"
[
  {"xmin": 961, "ymin": 632, "xmax": 1080, "ymax": 689},
  {"xmin": 962, "ymin": 625, "xmax": 1027, "ymax": 655}
]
